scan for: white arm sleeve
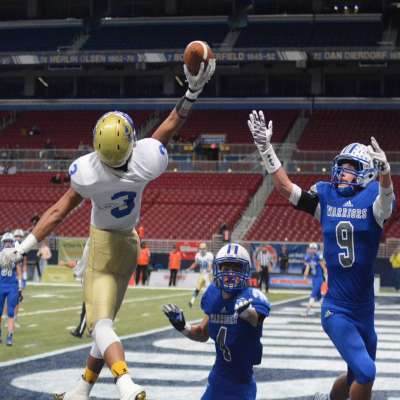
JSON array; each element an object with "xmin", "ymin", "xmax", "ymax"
[
  {"xmin": 288, "ymin": 184, "xmax": 302, "ymax": 206},
  {"xmin": 373, "ymin": 185, "xmax": 395, "ymax": 228}
]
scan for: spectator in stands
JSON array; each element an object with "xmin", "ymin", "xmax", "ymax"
[
  {"xmin": 219, "ymin": 223, "xmax": 231, "ymax": 243},
  {"xmin": 279, "ymin": 244, "xmax": 289, "ymax": 273},
  {"xmin": 255, "ymin": 246, "xmax": 273, "ymax": 293},
  {"xmin": 28, "ymin": 125, "xmax": 40, "ymax": 136},
  {"xmin": 168, "ymin": 244, "xmax": 182, "ymax": 287},
  {"xmin": 390, "ymin": 247, "xmax": 400, "ymax": 291},
  {"xmin": 136, "ymin": 242, "xmax": 151, "ymax": 286},
  {"xmin": 137, "ymin": 224, "xmax": 145, "ymax": 240},
  {"xmin": 63, "ymin": 173, "xmax": 71, "ymax": 184},
  {"xmin": 50, "ymin": 173, "xmax": 63, "ymax": 184}
]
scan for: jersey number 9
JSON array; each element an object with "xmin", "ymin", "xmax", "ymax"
[{"xmin": 336, "ymin": 221, "xmax": 355, "ymax": 268}]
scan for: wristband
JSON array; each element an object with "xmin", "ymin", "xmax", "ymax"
[
  {"xmin": 182, "ymin": 323, "xmax": 192, "ymax": 337},
  {"xmin": 260, "ymin": 146, "xmax": 282, "ymax": 174},
  {"xmin": 175, "ymin": 95, "xmax": 196, "ymax": 119},
  {"xmin": 19, "ymin": 233, "xmax": 39, "ymax": 255}
]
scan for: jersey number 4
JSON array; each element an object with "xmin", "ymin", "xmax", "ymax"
[
  {"xmin": 336, "ymin": 221, "xmax": 355, "ymax": 268},
  {"xmin": 216, "ymin": 326, "xmax": 232, "ymax": 362},
  {"xmin": 111, "ymin": 191, "xmax": 137, "ymax": 218}
]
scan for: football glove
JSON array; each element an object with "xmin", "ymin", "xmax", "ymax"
[
  {"xmin": 247, "ymin": 110, "xmax": 272, "ymax": 153},
  {"xmin": 247, "ymin": 110, "xmax": 281, "ymax": 174},
  {"xmin": 0, "ymin": 248, "xmax": 23, "ymax": 268},
  {"xmin": 367, "ymin": 136, "xmax": 390, "ymax": 175},
  {"xmin": 184, "ymin": 59, "xmax": 216, "ymax": 99},
  {"xmin": 162, "ymin": 303, "xmax": 188, "ymax": 332},
  {"xmin": 234, "ymin": 298, "xmax": 253, "ymax": 317}
]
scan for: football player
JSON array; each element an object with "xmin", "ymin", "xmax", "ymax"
[
  {"xmin": 0, "ymin": 233, "xmax": 23, "ymax": 346},
  {"xmin": 0, "ymin": 59, "xmax": 215, "ymax": 400},
  {"xmin": 163, "ymin": 243, "xmax": 270, "ymax": 400},
  {"xmin": 186, "ymin": 242, "xmax": 214, "ymax": 307},
  {"xmin": 248, "ymin": 110, "xmax": 395, "ymax": 400},
  {"xmin": 303, "ymin": 242, "xmax": 327, "ymax": 316}
]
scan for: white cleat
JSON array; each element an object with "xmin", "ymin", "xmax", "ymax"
[
  {"xmin": 121, "ymin": 385, "xmax": 146, "ymax": 400},
  {"xmin": 313, "ymin": 393, "xmax": 330, "ymax": 400}
]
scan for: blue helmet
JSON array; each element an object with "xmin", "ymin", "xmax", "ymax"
[
  {"xmin": 213, "ymin": 243, "xmax": 251, "ymax": 294},
  {"xmin": 331, "ymin": 143, "xmax": 377, "ymax": 196}
]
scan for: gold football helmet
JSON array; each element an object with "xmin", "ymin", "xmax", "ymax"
[{"xmin": 93, "ymin": 111, "xmax": 136, "ymax": 168}]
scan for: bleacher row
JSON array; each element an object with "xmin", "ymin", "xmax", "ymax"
[
  {"xmin": 0, "ymin": 172, "xmax": 399, "ymax": 241},
  {"xmin": 0, "ymin": 20, "xmax": 383, "ymax": 52},
  {"xmin": 2, "ymin": 109, "xmax": 400, "ymax": 150}
]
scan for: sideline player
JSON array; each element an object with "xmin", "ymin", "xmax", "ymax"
[
  {"xmin": 1, "ymin": 59, "xmax": 215, "ymax": 400},
  {"xmin": 0, "ymin": 233, "xmax": 23, "ymax": 346},
  {"xmin": 303, "ymin": 242, "xmax": 327, "ymax": 316},
  {"xmin": 248, "ymin": 110, "xmax": 394, "ymax": 400},
  {"xmin": 187, "ymin": 242, "xmax": 214, "ymax": 307},
  {"xmin": 163, "ymin": 243, "xmax": 270, "ymax": 400}
]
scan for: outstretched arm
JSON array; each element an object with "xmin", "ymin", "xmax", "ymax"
[
  {"xmin": 152, "ymin": 60, "xmax": 215, "ymax": 146},
  {"xmin": 248, "ymin": 110, "xmax": 319, "ymax": 217},
  {"xmin": 162, "ymin": 304, "xmax": 209, "ymax": 342},
  {"xmin": 0, "ymin": 188, "xmax": 83, "ymax": 267}
]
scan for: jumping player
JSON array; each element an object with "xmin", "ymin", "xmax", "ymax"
[{"xmin": 248, "ymin": 110, "xmax": 394, "ymax": 400}]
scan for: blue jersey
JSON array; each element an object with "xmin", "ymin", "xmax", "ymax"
[
  {"xmin": 316, "ymin": 180, "xmax": 382, "ymax": 306},
  {"xmin": 305, "ymin": 253, "xmax": 324, "ymax": 280},
  {"xmin": 0, "ymin": 261, "xmax": 17, "ymax": 286},
  {"xmin": 201, "ymin": 283, "xmax": 270, "ymax": 384}
]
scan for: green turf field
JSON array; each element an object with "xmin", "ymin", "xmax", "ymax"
[{"xmin": 0, "ymin": 284, "xmax": 302, "ymax": 362}]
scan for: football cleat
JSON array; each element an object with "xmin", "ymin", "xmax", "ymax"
[
  {"xmin": 53, "ymin": 393, "xmax": 89, "ymax": 400},
  {"xmin": 121, "ymin": 386, "xmax": 146, "ymax": 400},
  {"xmin": 6, "ymin": 334, "xmax": 13, "ymax": 346},
  {"xmin": 53, "ymin": 394, "xmax": 65, "ymax": 400}
]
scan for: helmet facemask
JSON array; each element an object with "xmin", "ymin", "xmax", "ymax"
[{"xmin": 214, "ymin": 259, "xmax": 250, "ymax": 294}]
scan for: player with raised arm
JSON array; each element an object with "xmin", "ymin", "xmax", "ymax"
[
  {"xmin": 248, "ymin": 110, "xmax": 395, "ymax": 400},
  {"xmin": 0, "ymin": 59, "xmax": 215, "ymax": 400},
  {"xmin": 187, "ymin": 242, "xmax": 214, "ymax": 308},
  {"xmin": 303, "ymin": 242, "xmax": 327, "ymax": 317},
  {"xmin": 0, "ymin": 233, "xmax": 23, "ymax": 346},
  {"xmin": 163, "ymin": 243, "xmax": 270, "ymax": 400}
]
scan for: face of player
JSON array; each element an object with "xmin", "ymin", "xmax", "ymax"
[
  {"xmin": 220, "ymin": 262, "xmax": 242, "ymax": 287},
  {"xmin": 308, "ymin": 248, "xmax": 317, "ymax": 255},
  {"xmin": 338, "ymin": 162, "xmax": 357, "ymax": 188},
  {"xmin": 2, "ymin": 240, "xmax": 14, "ymax": 248}
]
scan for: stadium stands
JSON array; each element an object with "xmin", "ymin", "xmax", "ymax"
[
  {"xmin": 84, "ymin": 22, "xmax": 228, "ymax": 50},
  {"xmin": 0, "ymin": 110, "xmax": 151, "ymax": 149},
  {"xmin": 236, "ymin": 21, "xmax": 383, "ymax": 48},
  {"xmin": 180, "ymin": 110, "xmax": 298, "ymax": 143},
  {"xmin": 298, "ymin": 110, "xmax": 400, "ymax": 151},
  {"xmin": 0, "ymin": 26, "xmax": 81, "ymax": 52},
  {"xmin": 0, "ymin": 172, "xmax": 262, "ymax": 239}
]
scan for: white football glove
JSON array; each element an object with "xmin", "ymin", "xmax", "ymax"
[
  {"xmin": 367, "ymin": 136, "xmax": 390, "ymax": 175},
  {"xmin": 0, "ymin": 247, "xmax": 23, "ymax": 268},
  {"xmin": 247, "ymin": 110, "xmax": 273, "ymax": 153},
  {"xmin": 184, "ymin": 59, "xmax": 216, "ymax": 99},
  {"xmin": 247, "ymin": 110, "xmax": 281, "ymax": 174},
  {"xmin": 234, "ymin": 298, "xmax": 254, "ymax": 319}
]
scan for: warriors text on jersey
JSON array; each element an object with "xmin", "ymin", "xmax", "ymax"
[{"xmin": 69, "ymin": 138, "xmax": 168, "ymax": 231}]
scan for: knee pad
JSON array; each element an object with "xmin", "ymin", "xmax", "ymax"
[
  {"xmin": 89, "ymin": 342, "xmax": 102, "ymax": 359},
  {"xmin": 92, "ymin": 319, "xmax": 120, "ymax": 356},
  {"xmin": 356, "ymin": 360, "xmax": 376, "ymax": 384}
]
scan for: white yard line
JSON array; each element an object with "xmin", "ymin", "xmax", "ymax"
[
  {"xmin": 18, "ymin": 292, "xmax": 190, "ymax": 317},
  {"xmin": 0, "ymin": 295, "xmax": 302, "ymax": 367}
]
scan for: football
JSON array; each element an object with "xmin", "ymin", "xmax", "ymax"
[{"xmin": 183, "ymin": 40, "xmax": 215, "ymax": 75}]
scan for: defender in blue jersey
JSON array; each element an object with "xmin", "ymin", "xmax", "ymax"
[
  {"xmin": 163, "ymin": 243, "xmax": 270, "ymax": 400},
  {"xmin": 0, "ymin": 232, "xmax": 22, "ymax": 346},
  {"xmin": 248, "ymin": 110, "xmax": 395, "ymax": 400},
  {"xmin": 303, "ymin": 242, "xmax": 327, "ymax": 316}
]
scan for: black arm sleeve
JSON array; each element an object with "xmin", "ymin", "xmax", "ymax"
[{"xmin": 294, "ymin": 190, "xmax": 320, "ymax": 216}]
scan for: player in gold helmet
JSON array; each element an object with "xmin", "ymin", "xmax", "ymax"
[{"xmin": 2, "ymin": 57, "xmax": 216, "ymax": 400}]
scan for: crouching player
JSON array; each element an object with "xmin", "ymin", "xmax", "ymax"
[
  {"xmin": 0, "ymin": 233, "xmax": 23, "ymax": 346},
  {"xmin": 163, "ymin": 243, "xmax": 270, "ymax": 400}
]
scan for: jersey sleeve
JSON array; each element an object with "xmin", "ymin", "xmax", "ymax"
[
  {"xmin": 294, "ymin": 183, "xmax": 321, "ymax": 220},
  {"xmin": 132, "ymin": 138, "xmax": 168, "ymax": 182},
  {"xmin": 248, "ymin": 288, "xmax": 270, "ymax": 318},
  {"xmin": 69, "ymin": 155, "xmax": 96, "ymax": 198},
  {"xmin": 200, "ymin": 285, "xmax": 214, "ymax": 315}
]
